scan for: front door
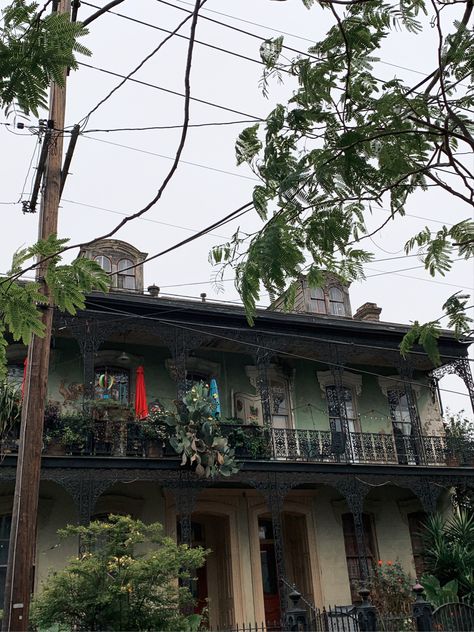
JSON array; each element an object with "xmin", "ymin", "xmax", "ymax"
[{"xmin": 259, "ymin": 519, "xmax": 281, "ymax": 627}]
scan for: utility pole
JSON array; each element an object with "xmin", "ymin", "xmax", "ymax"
[{"xmin": 2, "ymin": 1, "xmax": 71, "ymax": 629}]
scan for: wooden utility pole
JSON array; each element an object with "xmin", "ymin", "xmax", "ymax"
[{"xmin": 2, "ymin": 1, "xmax": 71, "ymax": 629}]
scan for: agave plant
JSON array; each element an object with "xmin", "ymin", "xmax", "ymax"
[
  {"xmin": 158, "ymin": 382, "xmax": 240, "ymax": 478},
  {"xmin": 422, "ymin": 511, "xmax": 474, "ymax": 604}
]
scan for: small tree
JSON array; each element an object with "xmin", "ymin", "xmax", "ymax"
[{"xmin": 30, "ymin": 515, "xmax": 207, "ymax": 631}]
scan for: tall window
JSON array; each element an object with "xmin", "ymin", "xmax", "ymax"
[
  {"xmin": 94, "ymin": 255, "xmax": 112, "ymax": 273},
  {"xmin": 117, "ymin": 259, "xmax": 136, "ymax": 290},
  {"xmin": 342, "ymin": 513, "xmax": 378, "ymax": 602},
  {"xmin": 270, "ymin": 378, "xmax": 291, "ymax": 428},
  {"xmin": 94, "ymin": 367, "xmax": 129, "ymax": 404},
  {"xmin": 408, "ymin": 512, "xmax": 427, "ymax": 579},
  {"xmin": 326, "ymin": 386, "xmax": 356, "ymax": 432},
  {"xmin": 387, "ymin": 390, "xmax": 412, "ymax": 435},
  {"xmin": 0, "ymin": 515, "xmax": 12, "ymax": 608},
  {"xmin": 309, "ymin": 287, "xmax": 326, "ymax": 314},
  {"xmin": 186, "ymin": 371, "xmax": 210, "ymax": 391},
  {"xmin": 329, "ymin": 287, "xmax": 346, "ymax": 316}
]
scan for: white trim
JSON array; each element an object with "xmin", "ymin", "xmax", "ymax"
[
  {"xmin": 377, "ymin": 376, "xmax": 422, "ymax": 396},
  {"xmin": 165, "ymin": 357, "xmax": 221, "ymax": 380},
  {"xmin": 316, "ymin": 370, "xmax": 362, "ymax": 397}
]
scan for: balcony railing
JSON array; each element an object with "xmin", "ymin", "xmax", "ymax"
[{"xmin": 1, "ymin": 422, "xmax": 472, "ymax": 467}]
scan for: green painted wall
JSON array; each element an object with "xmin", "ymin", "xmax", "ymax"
[{"xmin": 45, "ymin": 337, "xmax": 443, "ymax": 435}]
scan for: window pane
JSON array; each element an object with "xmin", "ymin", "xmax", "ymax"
[
  {"xmin": 94, "ymin": 255, "xmax": 111, "ymax": 273},
  {"xmin": 118, "ymin": 259, "xmax": 133, "ymax": 271},
  {"xmin": 330, "ymin": 301, "xmax": 346, "ymax": 316},
  {"xmin": 94, "ymin": 368, "xmax": 129, "ymax": 403},
  {"xmin": 326, "ymin": 386, "xmax": 355, "ymax": 419},
  {"xmin": 121, "ymin": 275, "xmax": 136, "ymax": 290},
  {"xmin": 388, "ymin": 390, "xmax": 412, "ymax": 430},
  {"xmin": 310, "ymin": 287, "xmax": 324, "ymax": 300},
  {"xmin": 329, "ymin": 287, "xmax": 345, "ymax": 316}
]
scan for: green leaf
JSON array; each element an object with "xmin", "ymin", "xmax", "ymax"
[{"xmin": 235, "ymin": 124, "xmax": 262, "ymax": 165}]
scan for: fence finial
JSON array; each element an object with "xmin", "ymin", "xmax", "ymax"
[{"xmin": 356, "ymin": 586, "xmax": 377, "ymax": 632}]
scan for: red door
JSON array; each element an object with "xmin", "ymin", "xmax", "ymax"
[
  {"xmin": 260, "ymin": 543, "xmax": 281, "ymax": 626},
  {"xmin": 193, "ymin": 564, "xmax": 208, "ymax": 615}
]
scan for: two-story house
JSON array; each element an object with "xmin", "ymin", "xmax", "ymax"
[{"xmin": 1, "ymin": 239, "xmax": 473, "ymax": 629}]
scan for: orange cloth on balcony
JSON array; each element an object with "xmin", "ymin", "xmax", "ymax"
[{"xmin": 135, "ymin": 365, "xmax": 148, "ymax": 420}]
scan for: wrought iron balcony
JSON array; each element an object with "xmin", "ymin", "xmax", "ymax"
[{"xmin": 1, "ymin": 421, "xmax": 472, "ymax": 467}]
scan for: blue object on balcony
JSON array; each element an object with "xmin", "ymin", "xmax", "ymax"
[{"xmin": 210, "ymin": 378, "xmax": 221, "ymax": 419}]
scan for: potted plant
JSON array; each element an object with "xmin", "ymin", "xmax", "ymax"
[
  {"xmin": 162, "ymin": 383, "xmax": 240, "ymax": 478},
  {"xmin": 43, "ymin": 403, "xmax": 65, "ymax": 455},
  {"xmin": 44, "ymin": 405, "xmax": 93, "ymax": 455},
  {"xmin": 444, "ymin": 413, "xmax": 474, "ymax": 467},
  {"xmin": 221, "ymin": 418, "xmax": 268, "ymax": 459},
  {"xmin": 141, "ymin": 404, "xmax": 169, "ymax": 458},
  {"xmin": 0, "ymin": 381, "xmax": 22, "ymax": 455}
]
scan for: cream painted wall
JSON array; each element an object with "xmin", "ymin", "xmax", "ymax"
[
  {"xmin": 3, "ymin": 481, "xmax": 433, "ymax": 622},
  {"xmin": 311, "ymin": 486, "xmax": 353, "ymax": 606}
]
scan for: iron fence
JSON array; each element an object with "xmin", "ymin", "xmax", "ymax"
[{"xmin": 1, "ymin": 419, "xmax": 473, "ymax": 468}]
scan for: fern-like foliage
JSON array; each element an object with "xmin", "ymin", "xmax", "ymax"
[
  {"xmin": 214, "ymin": 0, "xmax": 473, "ymax": 358},
  {"xmin": 0, "ymin": 235, "xmax": 109, "ymax": 377},
  {"xmin": 0, "ymin": 0, "xmax": 91, "ymax": 115}
]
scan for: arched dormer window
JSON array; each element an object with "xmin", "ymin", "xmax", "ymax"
[
  {"xmin": 94, "ymin": 255, "xmax": 111, "ymax": 273},
  {"xmin": 329, "ymin": 287, "xmax": 346, "ymax": 316},
  {"xmin": 117, "ymin": 259, "xmax": 136, "ymax": 290}
]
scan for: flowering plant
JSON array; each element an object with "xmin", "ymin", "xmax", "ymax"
[
  {"xmin": 141, "ymin": 403, "xmax": 169, "ymax": 442},
  {"xmin": 362, "ymin": 560, "xmax": 413, "ymax": 615}
]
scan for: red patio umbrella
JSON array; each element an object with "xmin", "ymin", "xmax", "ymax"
[
  {"xmin": 135, "ymin": 365, "xmax": 148, "ymax": 420},
  {"xmin": 21, "ymin": 356, "xmax": 28, "ymax": 399}
]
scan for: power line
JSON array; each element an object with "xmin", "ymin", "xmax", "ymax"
[
  {"xmin": 82, "ymin": 135, "xmax": 260, "ymax": 181},
  {"xmin": 82, "ymin": 1, "xmax": 269, "ymax": 69},
  {"xmin": 82, "ymin": 118, "xmax": 262, "ymax": 134},
  {"xmin": 84, "ymin": 301, "xmax": 472, "ymax": 398},
  {"xmin": 168, "ymin": 0, "xmax": 465, "ymax": 83},
  {"xmin": 80, "ymin": 2, "xmax": 200, "ymax": 129},
  {"xmin": 78, "ymin": 61, "xmax": 263, "ymax": 121},
  {"xmin": 60, "ymin": 198, "xmax": 231, "ymax": 239}
]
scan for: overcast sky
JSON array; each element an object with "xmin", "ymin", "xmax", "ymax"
[{"xmin": 1, "ymin": 0, "xmax": 473, "ymax": 414}]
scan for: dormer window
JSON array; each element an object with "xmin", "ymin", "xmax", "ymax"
[
  {"xmin": 80, "ymin": 240, "xmax": 147, "ymax": 293},
  {"xmin": 329, "ymin": 287, "xmax": 345, "ymax": 316},
  {"xmin": 117, "ymin": 259, "xmax": 136, "ymax": 290},
  {"xmin": 94, "ymin": 255, "xmax": 111, "ymax": 273},
  {"xmin": 309, "ymin": 287, "xmax": 326, "ymax": 314}
]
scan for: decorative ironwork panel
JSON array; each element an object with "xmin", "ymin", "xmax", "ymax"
[
  {"xmin": 432, "ymin": 358, "xmax": 474, "ymax": 416},
  {"xmin": 329, "ymin": 345, "xmax": 353, "ymax": 461},
  {"xmin": 255, "ymin": 344, "xmax": 272, "ymax": 426}
]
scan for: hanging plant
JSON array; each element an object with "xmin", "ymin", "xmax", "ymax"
[{"xmin": 158, "ymin": 383, "xmax": 240, "ymax": 478}]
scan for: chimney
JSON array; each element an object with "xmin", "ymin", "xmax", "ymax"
[
  {"xmin": 148, "ymin": 284, "xmax": 160, "ymax": 297},
  {"xmin": 200, "ymin": 293, "xmax": 207, "ymax": 302},
  {"xmin": 354, "ymin": 302, "xmax": 382, "ymax": 322}
]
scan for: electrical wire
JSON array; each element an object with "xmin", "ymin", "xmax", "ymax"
[
  {"xmin": 80, "ymin": 2, "xmax": 202, "ymax": 129},
  {"xmin": 82, "ymin": 135, "xmax": 260, "ymax": 182},
  {"xmin": 82, "ymin": 118, "xmax": 262, "ymax": 134},
  {"xmin": 167, "ymin": 0, "xmax": 471, "ymax": 86},
  {"xmin": 60, "ymin": 198, "xmax": 231, "ymax": 239},
  {"xmin": 81, "ymin": 1, "xmax": 271, "ymax": 70},
  {"xmin": 83, "ymin": 301, "xmax": 473, "ymax": 399},
  {"xmin": 78, "ymin": 61, "xmax": 264, "ymax": 121},
  {"xmin": 17, "ymin": 137, "xmax": 41, "ymax": 204}
]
